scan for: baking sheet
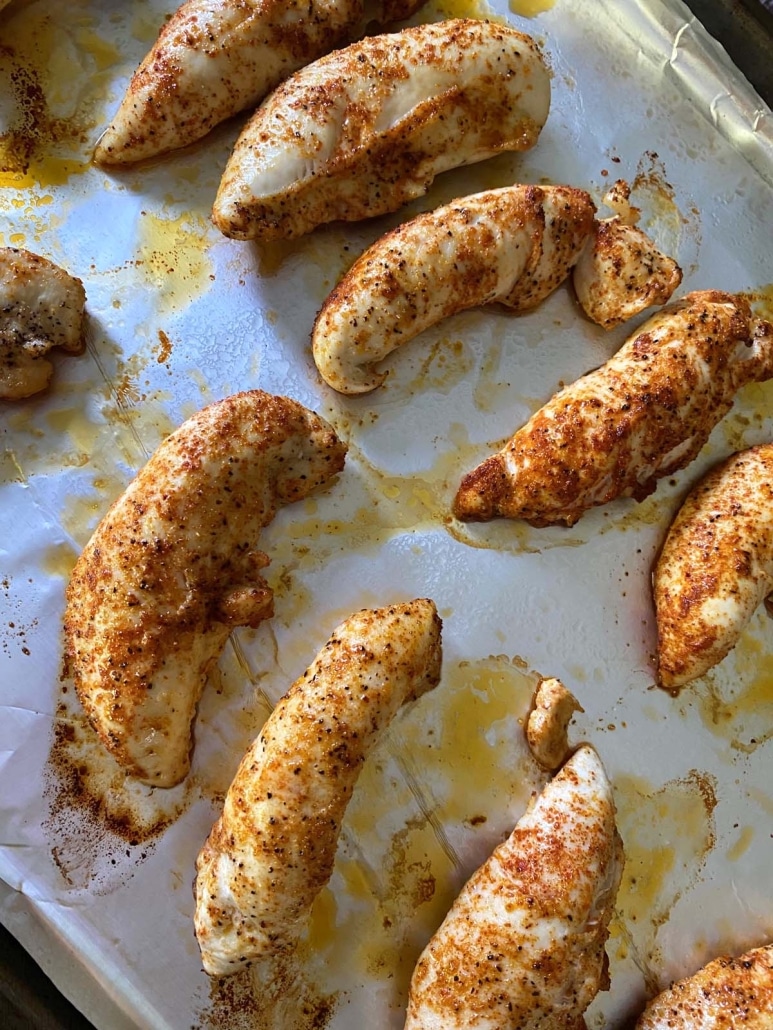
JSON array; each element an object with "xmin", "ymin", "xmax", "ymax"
[{"xmin": 1, "ymin": 0, "xmax": 773, "ymax": 1026}]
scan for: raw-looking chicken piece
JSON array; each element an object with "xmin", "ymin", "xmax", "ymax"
[
  {"xmin": 63, "ymin": 391, "xmax": 346, "ymax": 788},
  {"xmin": 526, "ymin": 676, "xmax": 584, "ymax": 771},
  {"xmin": 654, "ymin": 443, "xmax": 773, "ymax": 690},
  {"xmin": 94, "ymin": 0, "xmax": 428, "ymax": 166},
  {"xmin": 573, "ymin": 180, "xmax": 682, "ymax": 330},
  {"xmin": 453, "ymin": 291, "xmax": 773, "ymax": 526},
  {"xmin": 0, "ymin": 247, "xmax": 86, "ymax": 399},
  {"xmin": 312, "ymin": 185, "xmax": 596, "ymax": 394},
  {"xmin": 213, "ymin": 18, "xmax": 551, "ymax": 241},
  {"xmin": 635, "ymin": 943, "xmax": 773, "ymax": 1028},
  {"xmin": 404, "ymin": 744, "xmax": 623, "ymax": 1029},
  {"xmin": 194, "ymin": 599, "xmax": 442, "ymax": 976}
]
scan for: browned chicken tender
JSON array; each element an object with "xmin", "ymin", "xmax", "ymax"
[
  {"xmin": 454, "ymin": 291, "xmax": 773, "ymax": 526},
  {"xmin": 63, "ymin": 391, "xmax": 346, "ymax": 788}
]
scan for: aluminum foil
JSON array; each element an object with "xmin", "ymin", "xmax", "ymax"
[{"xmin": 1, "ymin": 0, "xmax": 772, "ymax": 1026}]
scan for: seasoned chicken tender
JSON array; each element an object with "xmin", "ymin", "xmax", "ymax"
[
  {"xmin": 404, "ymin": 744, "xmax": 623, "ymax": 1029},
  {"xmin": 63, "ymin": 391, "xmax": 346, "ymax": 788},
  {"xmin": 94, "ymin": 0, "xmax": 428, "ymax": 166},
  {"xmin": 654, "ymin": 443, "xmax": 773, "ymax": 690},
  {"xmin": 0, "ymin": 247, "xmax": 86, "ymax": 399},
  {"xmin": 635, "ymin": 944, "xmax": 773, "ymax": 1029},
  {"xmin": 313, "ymin": 185, "xmax": 596, "ymax": 394},
  {"xmin": 454, "ymin": 291, "xmax": 773, "ymax": 526},
  {"xmin": 194, "ymin": 599, "xmax": 442, "ymax": 976},
  {"xmin": 213, "ymin": 19, "xmax": 551, "ymax": 241}
]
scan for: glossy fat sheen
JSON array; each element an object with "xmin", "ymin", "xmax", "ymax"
[
  {"xmin": 404, "ymin": 744, "xmax": 623, "ymax": 1029},
  {"xmin": 194, "ymin": 600, "xmax": 442, "ymax": 976},
  {"xmin": 312, "ymin": 185, "xmax": 595, "ymax": 394},
  {"xmin": 635, "ymin": 944, "xmax": 773, "ymax": 1028},
  {"xmin": 453, "ymin": 291, "xmax": 773, "ymax": 526},
  {"xmin": 94, "ymin": 0, "xmax": 427, "ymax": 165},
  {"xmin": 573, "ymin": 217, "xmax": 683, "ymax": 330},
  {"xmin": 0, "ymin": 247, "xmax": 86, "ymax": 399},
  {"xmin": 654, "ymin": 443, "xmax": 773, "ymax": 690},
  {"xmin": 213, "ymin": 19, "xmax": 551, "ymax": 241},
  {"xmin": 63, "ymin": 391, "xmax": 346, "ymax": 787}
]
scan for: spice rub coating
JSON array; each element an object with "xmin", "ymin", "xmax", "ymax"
[
  {"xmin": 313, "ymin": 184, "xmax": 595, "ymax": 394},
  {"xmin": 194, "ymin": 599, "xmax": 442, "ymax": 975},
  {"xmin": 404, "ymin": 744, "xmax": 623, "ymax": 1029},
  {"xmin": 654, "ymin": 443, "xmax": 773, "ymax": 690},
  {"xmin": 635, "ymin": 944, "xmax": 773, "ymax": 1029},
  {"xmin": 454, "ymin": 291, "xmax": 773, "ymax": 526},
  {"xmin": 94, "ymin": 0, "xmax": 428, "ymax": 166},
  {"xmin": 213, "ymin": 18, "xmax": 551, "ymax": 241},
  {"xmin": 63, "ymin": 390, "xmax": 346, "ymax": 788}
]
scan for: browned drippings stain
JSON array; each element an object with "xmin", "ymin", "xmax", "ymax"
[
  {"xmin": 156, "ymin": 328, "xmax": 173, "ymax": 364},
  {"xmin": 42, "ymin": 695, "xmax": 194, "ymax": 891},
  {"xmin": 611, "ymin": 769, "xmax": 718, "ymax": 993}
]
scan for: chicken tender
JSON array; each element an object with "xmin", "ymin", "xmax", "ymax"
[
  {"xmin": 0, "ymin": 247, "xmax": 86, "ymax": 399},
  {"xmin": 453, "ymin": 291, "xmax": 773, "ymax": 526},
  {"xmin": 313, "ymin": 185, "xmax": 596, "ymax": 394},
  {"xmin": 654, "ymin": 443, "xmax": 773, "ymax": 690},
  {"xmin": 94, "ymin": 0, "xmax": 428, "ymax": 166},
  {"xmin": 213, "ymin": 19, "xmax": 551, "ymax": 241},
  {"xmin": 404, "ymin": 744, "xmax": 623, "ymax": 1029},
  {"xmin": 194, "ymin": 599, "xmax": 442, "ymax": 976},
  {"xmin": 635, "ymin": 944, "xmax": 773, "ymax": 1028},
  {"xmin": 63, "ymin": 390, "xmax": 346, "ymax": 788}
]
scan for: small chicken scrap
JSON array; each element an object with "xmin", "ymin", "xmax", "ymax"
[
  {"xmin": 526, "ymin": 676, "xmax": 584, "ymax": 771},
  {"xmin": 313, "ymin": 185, "xmax": 596, "ymax": 394},
  {"xmin": 94, "ymin": 0, "xmax": 428, "ymax": 166},
  {"xmin": 654, "ymin": 442, "xmax": 773, "ymax": 690},
  {"xmin": 404, "ymin": 744, "xmax": 623, "ymax": 1028},
  {"xmin": 63, "ymin": 391, "xmax": 346, "ymax": 788},
  {"xmin": 635, "ymin": 944, "xmax": 773, "ymax": 1028},
  {"xmin": 194, "ymin": 599, "xmax": 442, "ymax": 976},
  {"xmin": 212, "ymin": 19, "xmax": 551, "ymax": 241},
  {"xmin": 573, "ymin": 180, "xmax": 683, "ymax": 330},
  {"xmin": 0, "ymin": 247, "xmax": 86, "ymax": 399},
  {"xmin": 453, "ymin": 291, "xmax": 773, "ymax": 526}
]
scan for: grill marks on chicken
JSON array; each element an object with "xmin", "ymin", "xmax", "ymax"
[
  {"xmin": 404, "ymin": 744, "xmax": 623, "ymax": 1029},
  {"xmin": 94, "ymin": 0, "xmax": 428, "ymax": 166},
  {"xmin": 194, "ymin": 599, "xmax": 442, "ymax": 976},
  {"xmin": 63, "ymin": 391, "xmax": 346, "ymax": 788},
  {"xmin": 0, "ymin": 247, "xmax": 86, "ymax": 399},
  {"xmin": 654, "ymin": 443, "xmax": 773, "ymax": 690},
  {"xmin": 312, "ymin": 185, "xmax": 596, "ymax": 394},
  {"xmin": 635, "ymin": 944, "xmax": 773, "ymax": 1029},
  {"xmin": 212, "ymin": 19, "xmax": 551, "ymax": 241},
  {"xmin": 453, "ymin": 291, "xmax": 773, "ymax": 526}
]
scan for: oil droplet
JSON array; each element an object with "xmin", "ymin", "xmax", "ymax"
[
  {"xmin": 134, "ymin": 210, "xmax": 214, "ymax": 315},
  {"xmin": 41, "ymin": 541, "xmax": 78, "ymax": 579},
  {"xmin": 727, "ymin": 824, "xmax": 754, "ymax": 862},
  {"xmin": 509, "ymin": 0, "xmax": 556, "ymax": 15}
]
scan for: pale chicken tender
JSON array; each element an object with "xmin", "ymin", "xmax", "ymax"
[
  {"xmin": 404, "ymin": 744, "xmax": 623, "ymax": 1029},
  {"xmin": 654, "ymin": 442, "xmax": 773, "ymax": 690},
  {"xmin": 454, "ymin": 291, "xmax": 773, "ymax": 526},
  {"xmin": 526, "ymin": 676, "xmax": 584, "ymax": 771},
  {"xmin": 635, "ymin": 944, "xmax": 773, "ymax": 1028},
  {"xmin": 63, "ymin": 390, "xmax": 347, "ymax": 788},
  {"xmin": 0, "ymin": 247, "xmax": 86, "ymax": 399},
  {"xmin": 213, "ymin": 19, "xmax": 551, "ymax": 241},
  {"xmin": 194, "ymin": 599, "xmax": 442, "ymax": 976}
]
